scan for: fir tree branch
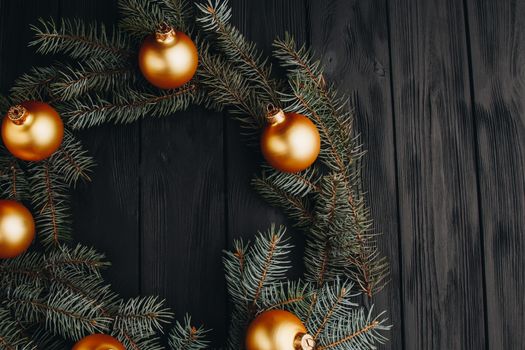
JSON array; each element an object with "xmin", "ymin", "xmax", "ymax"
[
  {"xmin": 258, "ymin": 166, "xmax": 320, "ymax": 197},
  {"xmin": 243, "ymin": 226, "xmax": 292, "ymax": 311},
  {"xmin": 0, "ymin": 307, "xmax": 34, "ymax": 350},
  {"xmin": 315, "ymin": 307, "xmax": 389, "ymax": 350},
  {"xmin": 198, "ymin": 45, "xmax": 265, "ymax": 133},
  {"xmin": 44, "ymin": 244, "xmax": 109, "ymax": 275},
  {"xmin": 168, "ymin": 315, "xmax": 210, "ymax": 350},
  {"xmin": 224, "ymin": 226, "xmax": 292, "ymax": 350},
  {"xmin": 0, "ymin": 151, "xmax": 29, "ymax": 202},
  {"xmin": 29, "ymin": 162, "xmax": 72, "ymax": 247},
  {"xmin": 260, "ymin": 281, "xmax": 311, "ymax": 321},
  {"xmin": 223, "ymin": 239, "xmax": 249, "ymax": 309},
  {"xmin": 311, "ymin": 284, "xmax": 349, "ymax": 340},
  {"xmin": 252, "ymin": 176, "xmax": 314, "ymax": 229},
  {"xmin": 112, "ymin": 296, "xmax": 173, "ymax": 338},
  {"xmin": 113, "ymin": 330, "xmax": 164, "ymax": 350},
  {"xmin": 50, "ymin": 130, "xmax": 95, "ymax": 186},
  {"xmin": 7, "ymin": 284, "xmax": 112, "ymax": 340},
  {"xmin": 119, "ymin": 0, "xmax": 191, "ymax": 38},
  {"xmin": 42, "ymin": 163, "xmax": 62, "ymax": 246},
  {"xmin": 26, "ymin": 327, "xmax": 68, "ymax": 350},
  {"xmin": 316, "ymin": 320, "xmax": 379, "ymax": 350},
  {"xmin": 250, "ymin": 234, "xmax": 278, "ymax": 311},
  {"xmin": 50, "ymin": 60, "xmax": 135, "ymax": 101},
  {"xmin": 304, "ymin": 280, "xmax": 390, "ymax": 349},
  {"xmin": 9, "ymin": 66, "xmax": 58, "ymax": 102},
  {"xmin": 276, "ymin": 36, "xmax": 388, "ymax": 296},
  {"xmin": 0, "ymin": 253, "xmax": 45, "ymax": 290},
  {"xmin": 274, "ymin": 35, "xmax": 351, "ymax": 134},
  {"xmin": 30, "ymin": 18, "xmax": 132, "ymax": 62},
  {"xmin": 252, "ymin": 165, "xmax": 321, "ymax": 230},
  {"xmin": 196, "ymin": 0, "xmax": 281, "ymax": 106},
  {"xmin": 304, "ymin": 241, "xmax": 333, "ymax": 288},
  {"xmin": 60, "ymin": 84, "xmax": 198, "ymax": 129}
]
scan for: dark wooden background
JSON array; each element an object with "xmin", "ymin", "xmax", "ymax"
[{"xmin": 0, "ymin": 0, "xmax": 524, "ymax": 349}]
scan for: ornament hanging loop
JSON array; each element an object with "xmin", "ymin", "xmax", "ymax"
[
  {"xmin": 266, "ymin": 103, "xmax": 285, "ymax": 124},
  {"xmin": 155, "ymin": 22, "xmax": 177, "ymax": 43},
  {"xmin": 7, "ymin": 105, "xmax": 28, "ymax": 125},
  {"xmin": 294, "ymin": 333, "xmax": 315, "ymax": 350}
]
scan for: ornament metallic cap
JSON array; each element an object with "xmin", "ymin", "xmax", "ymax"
[
  {"xmin": 7, "ymin": 105, "xmax": 28, "ymax": 125},
  {"xmin": 155, "ymin": 22, "xmax": 177, "ymax": 43},
  {"xmin": 294, "ymin": 333, "xmax": 315, "ymax": 350},
  {"xmin": 266, "ymin": 104, "xmax": 285, "ymax": 125}
]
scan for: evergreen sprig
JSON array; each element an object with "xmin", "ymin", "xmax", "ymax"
[
  {"xmin": 198, "ymin": 43, "xmax": 266, "ymax": 133},
  {"xmin": 273, "ymin": 35, "xmax": 388, "ymax": 296},
  {"xmin": 0, "ymin": 149, "xmax": 29, "ymax": 201},
  {"xmin": 119, "ymin": 0, "xmax": 191, "ymax": 39},
  {"xmin": 51, "ymin": 130, "xmax": 95, "ymax": 186},
  {"xmin": 0, "ymin": 307, "xmax": 33, "ymax": 349},
  {"xmin": 168, "ymin": 315, "xmax": 210, "ymax": 350},
  {"xmin": 252, "ymin": 166, "xmax": 319, "ymax": 229},
  {"xmin": 60, "ymin": 84, "xmax": 199, "ymax": 129},
  {"xmin": 28, "ymin": 161, "xmax": 72, "ymax": 247},
  {"xmin": 222, "ymin": 229, "xmax": 390, "ymax": 350},
  {"xmin": 50, "ymin": 60, "xmax": 135, "ymax": 102},
  {"xmin": 223, "ymin": 225, "xmax": 292, "ymax": 349},
  {"xmin": 196, "ymin": 0, "xmax": 281, "ymax": 106},
  {"xmin": 9, "ymin": 66, "xmax": 58, "ymax": 102},
  {"xmin": 30, "ymin": 18, "xmax": 131, "ymax": 63},
  {"xmin": 0, "ymin": 245, "xmax": 176, "ymax": 348}
]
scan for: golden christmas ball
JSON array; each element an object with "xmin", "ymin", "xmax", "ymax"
[
  {"xmin": 0, "ymin": 200, "xmax": 35, "ymax": 259},
  {"xmin": 138, "ymin": 23, "xmax": 198, "ymax": 89},
  {"xmin": 72, "ymin": 334, "xmax": 125, "ymax": 350},
  {"xmin": 246, "ymin": 310, "xmax": 315, "ymax": 350},
  {"xmin": 261, "ymin": 108, "xmax": 320, "ymax": 173},
  {"xmin": 2, "ymin": 101, "xmax": 64, "ymax": 161}
]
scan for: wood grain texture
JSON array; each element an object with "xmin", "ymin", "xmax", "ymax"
[
  {"xmin": 58, "ymin": 0, "xmax": 142, "ymax": 299},
  {"xmin": 226, "ymin": 0, "xmax": 309, "ymax": 280},
  {"xmin": 306, "ymin": 1, "xmax": 403, "ymax": 348},
  {"xmin": 3, "ymin": 0, "xmax": 525, "ymax": 348},
  {"xmin": 0, "ymin": 1, "xmax": 58, "ymax": 94},
  {"xmin": 140, "ymin": 106, "xmax": 227, "ymax": 341},
  {"xmin": 0, "ymin": 0, "xmax": 140, "ymax": 300},
  {"xmin": 387, "ymin": 0, "xmax": 486, "ymax": 348},
  {"xmin": 465, "ymin": 0, "xmax": 525, "ymax": 348}
]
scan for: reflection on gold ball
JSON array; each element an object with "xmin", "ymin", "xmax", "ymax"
[
  {"xmin": 0, "ymin": 200, "xmax": 35, "ymax": 259},
  {"xmin": 72, "ymin": 334, "xmax": 125, "ymax": 350},
  {"xmin": 2, "ymin": 101, "xmax": 64, "ymax": 161},
  {"xmin": 246, "ymin": 310, "xmax": 314, "ymax": 350},
  {"xmin": 138, "ymin": 25, "xmax": 198, "ymax": 89},
  {"xmin": 261, "ymin": 109, "xmax": 320, "ymax": 173}
]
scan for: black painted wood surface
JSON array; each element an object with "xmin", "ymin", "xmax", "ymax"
[{"xmin": 0, "ymin": 0, "xmax": 523, "ymax": 349}]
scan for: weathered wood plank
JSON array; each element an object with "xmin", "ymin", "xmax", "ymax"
[
  {"xmin": 307, "ymin": 1, "xmax": 403, "ymax": 348},
  {"xmin": 0, "ymin": 2, "xmax": 58, "ymax": 94},
  {"xmin": 465, "ymin": 0, "xmax": 525, "ymax": 348},
  {"xmin": 58, "ymin": 0, "xmax": 141, "ymax": 299},
  {"xmin": 140, "ymin": 106, "xmax": 227, "ymax": 340},
  {"xmin": 226, "ymin": 0, "xmax": 309, "ymax": 282},
  {"xmin": 387, "ymin": 0, "xmax": 486, "ymax": 348}
]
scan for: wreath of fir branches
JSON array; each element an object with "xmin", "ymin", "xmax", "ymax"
[{"xmin": 0, "ymin": 0, "xmax": 392, "ymax": 349}]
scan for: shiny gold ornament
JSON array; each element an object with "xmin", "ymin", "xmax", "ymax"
[
  {"xmin": 0, "ymin": 200, "xmax": 35, "ymax": 259},
  {"xmin": 2, "ymin": 102, "xmax": 64, "ymax": 161},
  {"xmin": 261, "ymin": 108, "xmax": 320, "ymax": 173},
  {"xmin": 138, "ymin": 23, "xmax": 198, "ymax": 89},
  {"xmin": 72, "ymin": 334, "xmax": 125, "ymax": 350},
  {"xmin": 246, "ymin": 310, "xmax": 315, "ymax": 350}
]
